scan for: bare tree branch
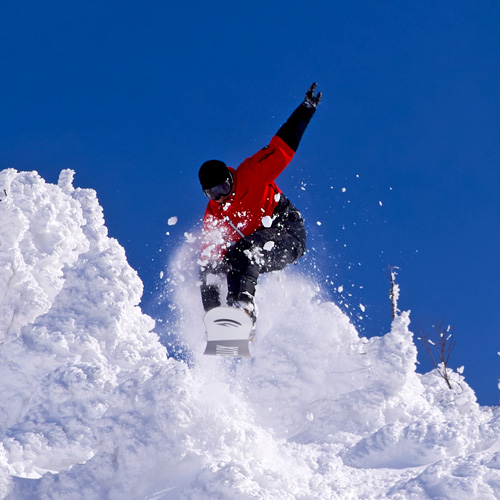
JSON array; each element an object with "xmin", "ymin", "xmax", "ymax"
[
  {"xmin": 388, "ymin": 266, "xmax": 400, "ymax": 320},
  {"xmin": 419, "ymin": 320, "xmax": 456, "ymax": 390}
]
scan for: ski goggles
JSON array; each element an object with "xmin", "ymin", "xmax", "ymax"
[{"xmin": 203, "ymin": 176, "xmax": 233, "ymax": 201}]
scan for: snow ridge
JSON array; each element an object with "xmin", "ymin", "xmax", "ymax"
[{"xmin": 0, "ymin": 169, "xmax": 499, "ymax": 499}]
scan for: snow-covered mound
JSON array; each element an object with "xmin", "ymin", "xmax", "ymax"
[{"xmin": 1, "ymin": 169, "xmax": 500, "ymax": 499}]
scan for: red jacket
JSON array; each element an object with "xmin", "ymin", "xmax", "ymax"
[{"xmin": 200, "ymin": 135, "xmax": 295, "ymax": 265}]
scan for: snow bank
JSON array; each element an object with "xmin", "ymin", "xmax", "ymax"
[{"xmin": 1, "ymin": 169, "xmax": 500, "ymax": 499}]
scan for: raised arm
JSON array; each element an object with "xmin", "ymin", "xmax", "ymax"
[
  {"xmin": 242, "ymin": 83, "xmax": 322, "ymax": 183},
  {"xmin": 276, "ymin": 83, "xmax": 322, "ymax": 152}
]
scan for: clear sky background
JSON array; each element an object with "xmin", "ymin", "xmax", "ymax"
[{"xmin": 1, "ymin": 1, "xmax": 499, "ymax": 405}]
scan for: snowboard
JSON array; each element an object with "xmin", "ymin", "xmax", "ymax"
[{"xmin": 203, "ymin": 306, "xmax": 253, "ymax": 357}]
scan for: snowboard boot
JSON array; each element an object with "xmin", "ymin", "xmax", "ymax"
[{"xmin": 228, "ymin": 297, "xmax": 257, "ymax": 339}]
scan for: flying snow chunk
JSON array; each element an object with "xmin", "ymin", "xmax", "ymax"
[
  {"xmin": 379, "ymin": 201, "xmax": 383, "ymax": 206},
  {"xmin": 317, "ymin": 221, "xmax": 322, "ymax": 226},
  {"xmin": 168, "ymin": 216, "xmax": 178, "ymax": 226},
  {"xmin": 263, "ymin": 241, "xmax": 275, "ymax": 251},
  {"xmin": 359, "ymin": 304, "xmax": 366, "ymax": 312},
  {"xmin": 262, "ymin": 216, "xmax": 273, "ymax": 228},
  {"xmin": 342, "ymin": 187, "xmax": 347, "ymax": 193},
  {"xmin": 184, "ymin": 232, "xmax": 196, "ymax": 243}
]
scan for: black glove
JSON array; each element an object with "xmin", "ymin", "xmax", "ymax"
[
  {"xmin": 199, "ymin": 260, "xmax": 228, "ymax": 279},
  {"xmin": 303, "ymin": 82, "xmax": 322, "ymax": 109}
]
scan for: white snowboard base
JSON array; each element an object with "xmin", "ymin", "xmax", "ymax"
[{"xmin": 203, "ymin": 306, "xmax": 253, "ymax": 357}]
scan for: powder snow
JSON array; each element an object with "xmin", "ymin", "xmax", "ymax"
[{"xmin": 0, "ymin": 169, "xmax": 499, "ymax": 499}]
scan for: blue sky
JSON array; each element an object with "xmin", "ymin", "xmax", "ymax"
[{"xmin": 1, "ymin": 0, "xmax": 499, "ymax": 405}]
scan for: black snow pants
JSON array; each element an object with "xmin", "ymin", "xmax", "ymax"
[{"xmin": 200, "ymin": 194, "xmax": 306, "ymax": 311}]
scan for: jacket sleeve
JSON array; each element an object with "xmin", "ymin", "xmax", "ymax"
[
  {"xmin": 240, "ymin": 135, "xmax": 294, "ymax": 184},
  {"xmin": 276, "ymin": 102, "xmax": 317, "ymax": 152},
  {"xmin": 239, "ymin": 99, "xmax": 318, "ymax": 183}
]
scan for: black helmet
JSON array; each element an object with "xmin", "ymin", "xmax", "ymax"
[{"xmin": 198, "ymin": 160, "xmax": 230, "ymax": 190}]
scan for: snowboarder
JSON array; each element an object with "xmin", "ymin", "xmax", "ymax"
[{"xmin": 198, "ymin": 83, "xmax": 322, "ymax": 323}]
